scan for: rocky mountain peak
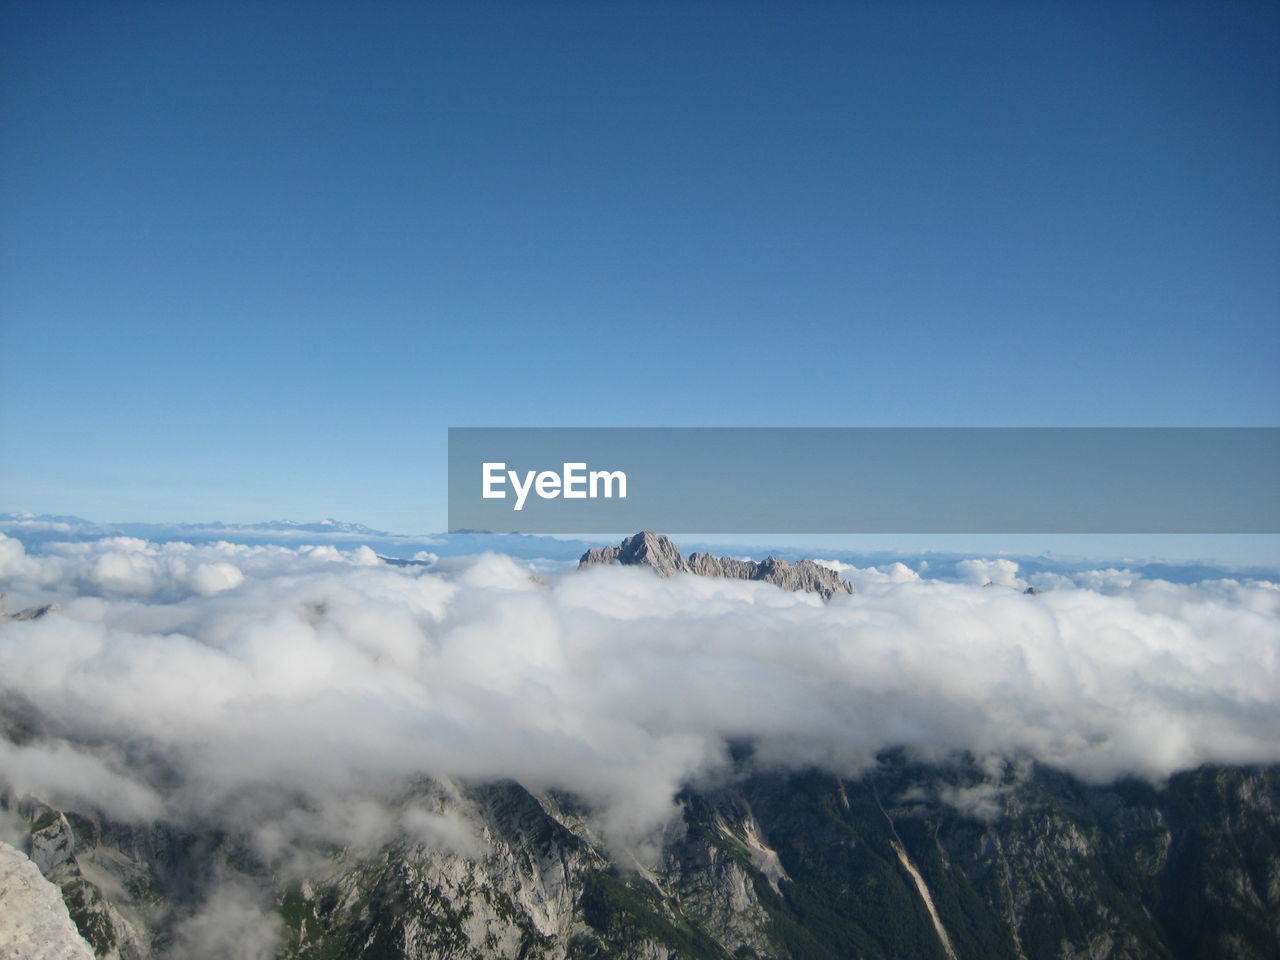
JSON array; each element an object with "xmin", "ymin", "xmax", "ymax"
[
  {"xmin": 580, "ymin": 532, "xmax": 854, "ymax": 600},
  {"xmin": 616, "ymin": 530, "xmax": 686, "ymax": 573},
  {"xmin": 0, "ymin": 594, "xmax": 58, "ymax": 622}
]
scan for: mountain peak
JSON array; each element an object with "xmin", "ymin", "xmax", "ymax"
[{"xmin": 580, "ymin": 532, "xmax": 854, "ymax": 599}]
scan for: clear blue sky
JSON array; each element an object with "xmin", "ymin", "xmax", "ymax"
[{"xmin": 2, "ymin": 2, "xmax": 1277, "ymax": 556}]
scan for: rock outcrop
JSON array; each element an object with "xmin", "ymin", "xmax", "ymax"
[
  {"xmin": 0, "ymin": 841, "xmax": 96, "ymax": 960},
  {"xmin": 580, "ymin": 532, "xmax": 855, "ymax": 599},
  {"xmin": 0, "ymin": 594, "xmax": 59, "ymax": 622}
]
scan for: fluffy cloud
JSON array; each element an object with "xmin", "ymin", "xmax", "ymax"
[
  {"xmin": 0, "ymin": 739, "xmax": 162, "ymax": 821},
  {"xmin": 0, "ymin": 534, "xmax": 380, "ymax": 601},
  {"xmin": 1, "ymin": 533, "xmax": 1278, "ymax": 855},
  {"xmin": 956, "ymin": 557, "xmax": 1025, "ymax": 588},
  {"xmin": 814, "ymin": 559, "xmax": 922, "ymax": 592},
  {"xmin": 168, "ymin": 882, "xmax": 281, "ymax": 960}
]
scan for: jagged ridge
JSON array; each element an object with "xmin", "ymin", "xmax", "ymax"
[
  {"xmin": 579, "ymin": 532, "xmax": 855, "ymax": 600},
  {"xmin": 0, "ymin": 594, "xmax": 58, "ymax": 622}
]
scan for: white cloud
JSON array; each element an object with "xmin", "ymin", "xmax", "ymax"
[
  {"xmin": 814, "ymin": 560, "xmax": 921, "ymax": 592},
  {"xmin": 167, "ymin": 882, "xmax": 281, "ymax": 960},
  {"xmin": 0, "ymin": 516, "xmax": 77, "ymax": 533},
  {"xmin": 957, "ymin": 557, "xmax": 1025, "ymax": 589},
  {"xmin": 0, "ymin": 739, "xmax": 163, "ymax": 821},
  {"xmin": 938, "ymin": 782, "xmax": 1010, "ymax": 821},
  {"xmin": 1, "ymin": 533, "xmax": 1278, "ymax": 854},
  {"xmin": 401, "ymin": 805, "xmax": 482, "ymax": 858},
  {"xmin": 1070, "ymin": 567, "xmax": 1143, "ymax": 591}
]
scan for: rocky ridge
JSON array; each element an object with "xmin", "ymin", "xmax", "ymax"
[
  {"xmin": 579, "ymin": 532, "xmax": 855, "ymax": 600},
  {"xmin": 0, "ymin": 594, "xmax": 58, "ymax": 622},
  {"xmin": 0, "ymin": 840, "xmax": 96, "ymax": 960}
]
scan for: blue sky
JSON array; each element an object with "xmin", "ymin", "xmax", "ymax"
[{"xmin": 1, "ymin": 2, "xmax": 1277, "ymax": 559}]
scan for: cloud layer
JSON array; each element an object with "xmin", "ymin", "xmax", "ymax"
[{"xmin": 2, "ymin": 532, "xmax": 1278, "ymax": 850}]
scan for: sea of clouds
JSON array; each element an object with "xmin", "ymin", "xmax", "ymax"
[{"xmin": 1, "ymin": 531, "xmax": 1278, "ymax": 856}]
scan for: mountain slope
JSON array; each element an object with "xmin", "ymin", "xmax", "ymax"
[
  {"xmin": 5, "ymin": 757, "xmax": 1278, "ymax": 960},
  {"xmin": 580, "ymin": 532, "xmax": 855, "ymax": 600}
]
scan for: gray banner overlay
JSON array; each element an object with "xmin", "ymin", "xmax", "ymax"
[{"xmin": 448, "ymin": 428, "xmax": 1280, "ymax": 534}]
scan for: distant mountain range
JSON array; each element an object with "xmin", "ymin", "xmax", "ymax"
[
  {"xmin": 184, "ymin": 518, "xmax": 389, "ymax": 535},
  {"xmin": 3, "ymin": 513, "xmax": 1279, "ymax": 584}
]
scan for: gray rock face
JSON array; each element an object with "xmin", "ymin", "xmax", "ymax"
[
  {"xmin": 0, "ymin": 594, "xmax": 59, "ymax": 622},
  {"xmin": 0, "ymin": 841, "xmax": 96, "ymax": 960},
  {"xmin": 580, "ymin": 532, "xmax": 855, "ymax": 600},
  {"xmin": 23, "ymin": 806, "xmax": 147, "ymax": 960}
]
